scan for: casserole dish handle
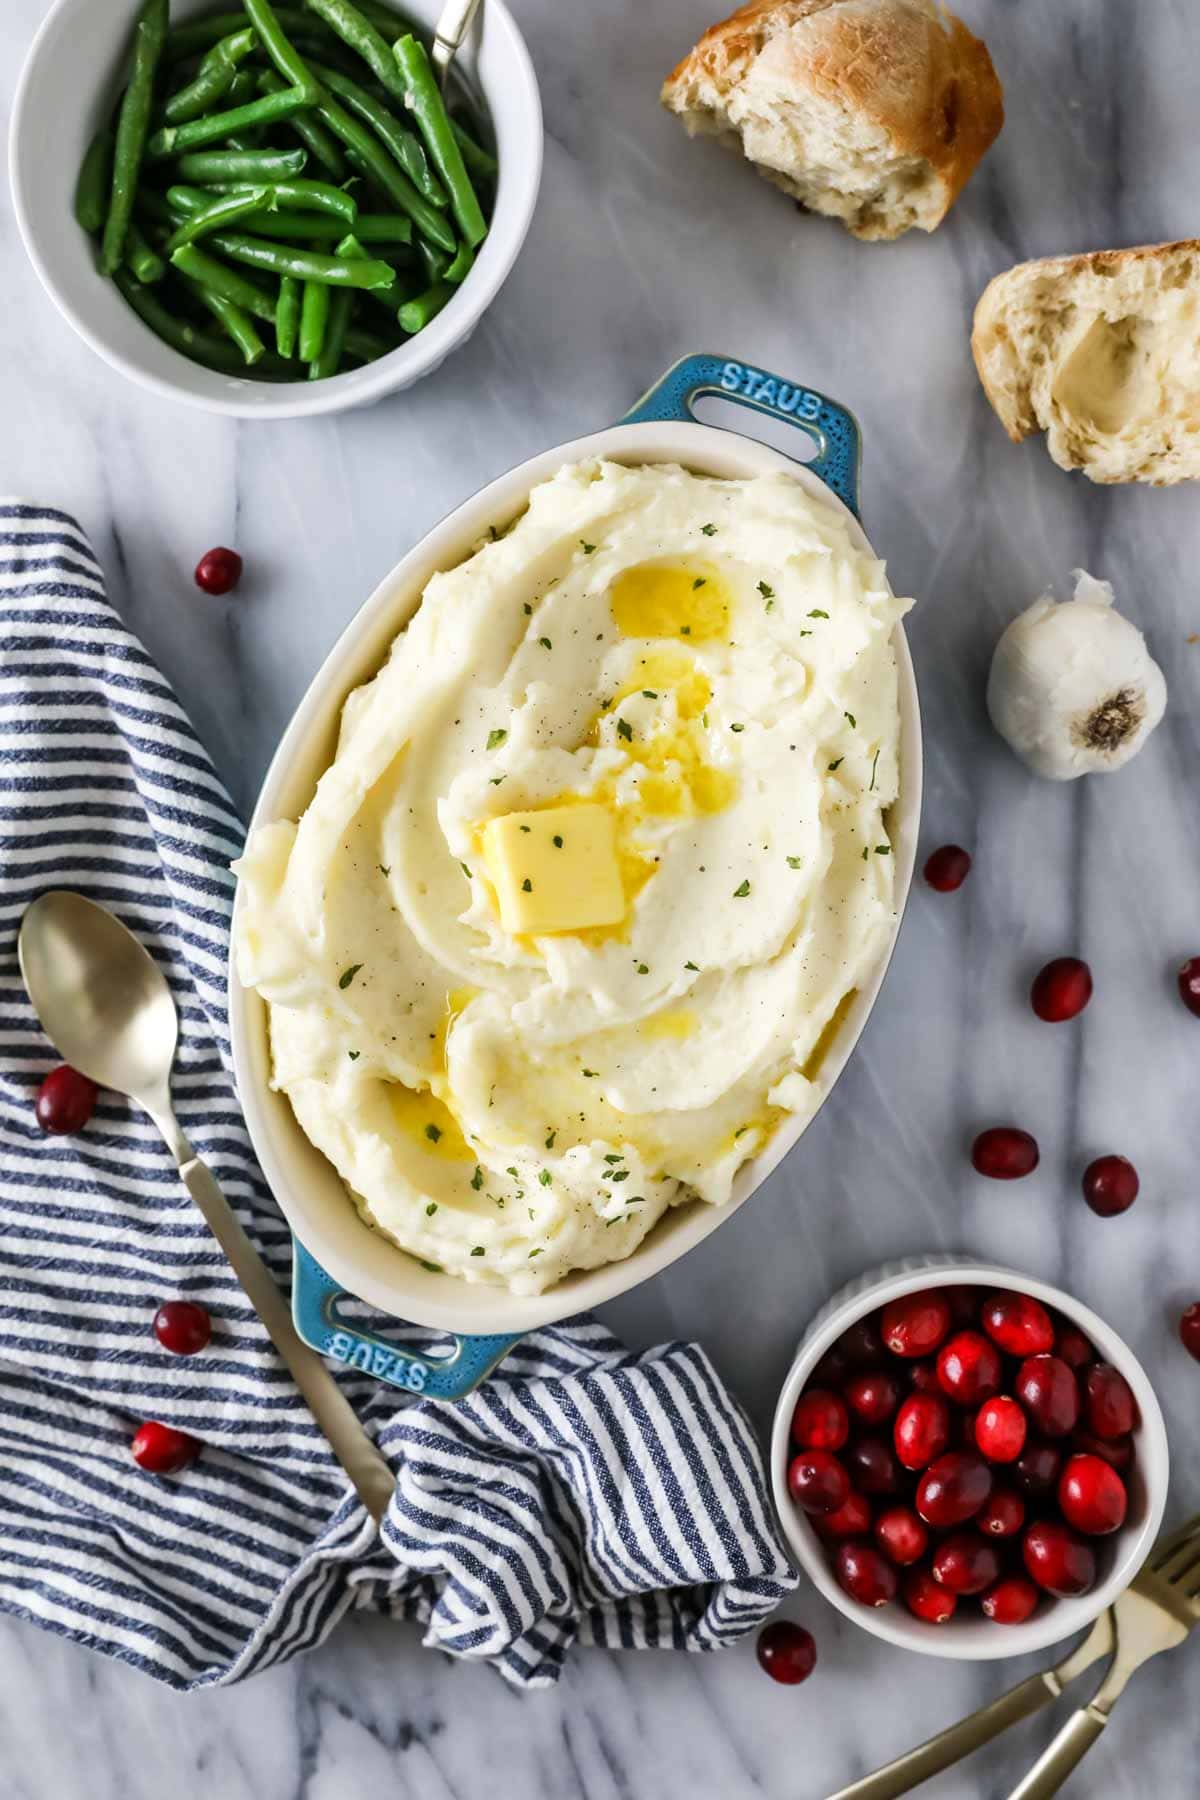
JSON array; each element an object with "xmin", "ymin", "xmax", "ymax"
[
  {"xmin": 291, "ymin": 1241, "xmax": 523, "ymax": 1400},
  {"xmin": 623, "ymin": 352, "xmax": 862, "ymax": 518}
]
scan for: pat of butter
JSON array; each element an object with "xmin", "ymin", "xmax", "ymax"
[{"xmin": 481, "ymin": 804, "xmax": 625, "ymax": 935}]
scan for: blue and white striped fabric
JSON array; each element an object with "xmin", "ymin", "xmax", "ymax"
[{"xmin": 0, "ymin": 502, "xmax": 796, "ymax": 1690}]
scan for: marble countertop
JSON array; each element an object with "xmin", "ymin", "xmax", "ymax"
[{"xmin": 3, "ymin": 0, "xmax": 1200, "ymax": 1793}]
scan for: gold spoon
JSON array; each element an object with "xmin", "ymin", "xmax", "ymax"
[{"xmin": 18, "ymin": 890, "xmax": 394, "ymax": 1524}]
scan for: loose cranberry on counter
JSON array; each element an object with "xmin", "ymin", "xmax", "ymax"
[
  {"xmin": 982, "ymin": 1291, "xmax": 1055, "ymax": 1358},
  {"xmin": 1014, "ymin": 1441, "xmax": 1062, "ymax": 1496},
  {"xmin": 916, "ymin": 1451, "xmax": 992, "ymax": 1528},
  {"xmin": 937, "ymin": 1331, "xmax": 1002, "ymax": 1405},
  {"xmin": 977, "ymin": 1487, "xmax": 1025, "ymax": 1537},
  {"xmin": 788, "ymin": 1449, "xmax": 850, "ymax": 1516},
  {"xmin": 881, "ymin": 1290, "xmax": 952, "ymax": 1359},
  {"xmin": 846, "ymin": 1437, "xmax": 901, "ymax": 1496},
  {"xmin": 1015, "ymin": 1355, "xmax": 1080, "ymax": 1438},
  {"xmin": 931, "ymin": 1533, "xmax": 1002, "ymax": 1597},
  {"xmin": 924, "ymin": 845, "xmax": 971, "ymax": 892},
  {"xmin": 1180, "ymin": 1303, "xmax": 1200, "ymax": 1363},
  {"xmin": 1071, "ymin": 1429, "xmax": 1133, "ymax": 1471},
  {"xmin": 903, "ymin": 1567, "xmax": 957, "ymax": 1624},
  {"xmin": 844, "ymin": 1370, "xmax": 903, "ymax": 1427},
  {"xmin": 1031, "ymin": 957, "xmax": 1093, "ymax": 1023},
  {"xmin": 894, "ymin": 1393, "xmax": 951, "ymax": 1471},
  {"xmin": 834, "ymin": 1541, "xmax": 898, "ymax": 1608},
  {"xmin": 840, "ymin": 1315, "xmax": 886, "ymax": 1368},
  {"xmin": 1082, "ymin": 1155, "xmax": 1139, "ymax": 1217},
  {"xmin": 972, "ymin": 1127, "xmax": 1040, "ymax": 1180},
  {"xmin": 981, "ymin": 1575, "xmax": 1040, "ymax": 1625},
  {"xmin": 1082, "ymin": 1364, "xmax": 1138, "ymax": 1439},
  {"xmin": 153, "ymin": 1300, "xmax": 212, "ymax": 1357},
  {"xmin": 1058, "ymin": 1454, "xmax": 1128, "ymax": 1536},
  {"xmin": 1177, "ymin": 957, "xmax": 1200, "ymax": 1018},
  {"xmin": 873, "ymin": 1505, "xmax": 928, "ymax": 1567},
  {"xmin": 194, "ymin": 546, "xmax": 243, "ymax": 595},
  {"xmin": 131, "ymin": 1421, "xmax": 201, "ymax": 1475},
  {"xmin": 1056, "ymin": 1324, "xmax": 1095, "ymax": 1371},
  {"xmin": 813, "ymin": 1490, "xmax": 873, "ymax": 1539},
  {"xmin": 1023, "ymin": 1520, "xmax": 1096, "ymax": 1597},
  {"xmin": 756, "ymin": 1619, "xmax": 817, "ymax": 1685},
  {"xmin": 35, "ymin": 1065, "xmax": 98, "ymax": 1135},
  {"xmin": 975, "ymin": 1395, "xmax": 1028, "ymax": 1464},
  {"xmin": 792, "ymin": 1389, "xmax": 850, "ymax": 1451}
]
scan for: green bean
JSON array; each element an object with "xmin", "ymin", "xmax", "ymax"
[
  {"xmin": 299, "ymin": 276, "xmax": 329, "ymax": 360},
  {"xmin": 146, "ymin": 86, "xmax": 313, "ymax": 161},
  {"xmin": 169, "ymin": 242, "xmax": 279, "ymax": 322},
  {"xmin": 205, "ymin": 178, "xmax": 358, "ymax": 223},
  {"xmin": 126, "ymin": 222, "xmax": 166, "ymax": 283},
  {"xmin": 398, "ymin": 281, "xmax": 453, "ymax": 334},
  {"xmin": 450, "ymin": 118, "xmax": 497, "ymax": 182},
  {"xmin": 76, "ymin": 127, "xmax": 115, "ymax": 234},
  {"xmin": 166, "ymin": 187, "xmax": 275, "ymax": 252},
  {"xmin": 242, "ymin": 0, "xmax": 321, "ymax": 101},
  {"xmin": 310, "ymin": 285, "xmax": 352, "ymax": 378},
  {"xmin": 276, "ymin": 274, "xmax": 301, "ymax": 356},
  {"xmin": 224, "ymin": 69, "xmax": 260, "ymax": 109},
  {"xmin": 392, "ymin": 37, "xmax": 485, "ymax": 247},
  {"xmin": 444, "ymin": 239, "xmax": 473, "ymax": 284},
  {"xmin": 300, "ymin": 0, "xmax": 411, "ymax": 104},
  {"xmin": 417, "ymin": 237, "xmax": 449, "ymax": 284},
  {"xmin": 163, "ymin": 29, "xmax": 257, "ymax": 125},
  {"xmin": 305, "ymin": 59, "xmax": 445, "ymax": 207},
  {"xmin": 190, "ymin": 283, "xmax": 266, "ymax": 364},
  {"xmin": 114, "ymin": 267, "xmax": 249, "ymax": 372},
  {"xmin": 102, "ymin": 0, "xmax": 169, "ymax": 274},
  {"xmin": 186, "ymin": 206, "xmax": 412, "ymax": 243},
  {"xmin": 166, "ymin": 8, "xmax": 332, "ymax": 59},
  {"xmin": 279, "ymin": 105, "xmax": 349, "ymax": 179},
  {"xmin": 206, "ymin": 231, "xmax": 396, "ymax": 287},
  {"xmin": 345, "ymin": 324, "xmax": 391, "ymax": 361},
  {"xmin": 175, "ymin": 147, "xmax": 308, "ymax": 182}
]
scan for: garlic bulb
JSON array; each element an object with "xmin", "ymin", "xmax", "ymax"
[{"xmin": 987, "ymin": 570, "xmax": 1166, "ymax": 780}]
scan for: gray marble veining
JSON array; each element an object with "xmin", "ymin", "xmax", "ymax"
[{"xmin": 2, "ymin": 0, "xmax": 1199, "ymax": 1794}]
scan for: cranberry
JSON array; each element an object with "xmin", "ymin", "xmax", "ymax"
[
  {"xmin": 924, "ymin": 844, "xmax": 971, "ymax": 892},
  {"xmin": 916, "ymin": 1451, "xmax": 992, "ymax": 1528},
  {"xmin": 834, "ymin": 1540, "xmax": 898, "ymax": 1608},
  {"xmin": 844, "ymin": 1370, "xmax": 902, "ymax": 1427},
  {"xmin": 975, "ymin": 1395, "xmax": 1028, "ymax": 1463},
  {"xmin": 1082, "ymin": 1364, "xmax": 1137, "ymax": 1439},
  {"xmin": 894, "ymin": 1393, "xmax": 951, "ymax": 1471},
  {"xmin": 881, "ymin": 1290, "xmax": 952, "ymax": 1359},
  {"xmin": 977, "ymin": 1487, "xmax": 1025, "ymax": 1537},
  {"xmin": 813, "ymin": 1490, "xmax": 873, "ymax": 1539},
  {"xmin": 194, "ymin": 546, "xmax": 243, "ymax": 596},
  {"xmin": 932, "ymin": 1532, "xmax": 1002, "ymax": 1596},
  {"xmin": 809, "ymin": 1346, "xmax": 851, "ymax": 1389},
  {"xmin": 130, "ymin": 1421, "xmax": 201, "ymax": 1475},
  {"xmin": 1014, "ymin": 1441, "xmax": 1062, "ymax": 1495},
  {"xmin": 1071, "ymin": 1428, "xmax": 1133, "ymax": 1470},
  {"xmin": 874, "ymin": 1505, "xmax": 928, "ymax": 1567},
  {"xmin": 1031, "ymin": 956, "xmax": 1093, "ymax": 1023},
  {"xmin": 903, "ymin": 1567, "xmax": 957, "ymax": 1624},
  {"xmin": 909, "ymin": 1360, "xmax": 941, "ymax": 1393},
  {"xmin": 982, "ymin": 1291, "xmax": 1055, "ymax": 1357},
  {"xmin": 1180, "ymin": 1303, "xmax": 1200, "ymax": 1362},
  {"xmin": 152, "ymin": 1300, "xmax": 212, "ymax": 1357},
  {"xmin": 845, "ymin": 1437, "xmax": 901, "ymax": 1496},
  {"xmin": 1058, "ymin": 1453, "xmax": 1127, "ymax": 1536},
  {"xmin": 1056, "ymin": 1323, "xmax": 1094, "ymax": 1371},
  {"xmin": 1015, "ymin": 1355, "xmax": 1080, "ymax": 1438},
  {"xmin": 972, "ymin": 1127, "xmax": 1040, "ymax": 1179},
  {"xmin": 1176, "ymin": 956, "xmax": 1200, "ymax": 1017},
  {"xmin": 756, "ymin": 1619, "xmax": 817, "ymax": 1684},
  {"xmin": 945, "ymin": 1285, "xmax": 981, "ymax": 1326},
  {"xmin": 1082, "ymin": 1155, "xmax": 1139, "ymax": 1217},
  {"xmin": 839, "ymin": 1315, "xmax": 885, "ymax": 1367},
  {"xmin": 792, "ymin": 1388, "xmax": 850, "ymax": 1451},
  {"xmin": 981, "ymin": 1575, "xmax": 1040, "ymax": 1624},
  {"xmin": 937, "ymin": 1331, "xmax": 1003, "ymax": 1406},
  {"xmin": 34, "ymin": 1065, "xmax": 98, "ymax": 1135},
  {"xmin": 788, "ymin": 1449, "xmax": 850, "ymax": 1516},
  {"xmin": 1023, "ymin": 1519, "xmax": 1096, "ymax": 1597}
]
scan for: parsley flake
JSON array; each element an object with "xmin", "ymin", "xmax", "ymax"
[
  {"xmin": 539, "ymin": 636, "xmax": 552, "ymax": 650},
  {"xmin": 828, "ymin": 757, "xmax": 843, "ymax": 772},
  {"xmin": 519, "ymin": 824, "xmax": 531, "ymax": 833},
  {"xmin": 580, "ymin": 540, "xmax": 596, "ymax": 555},
  {"xmin": 486, "ymin": 728, "xmax": 507, "ymax": 750},
  {"xmin": 460, "ymin": 862, "xmax": 471, "ymax": 878},
  {"xmin": 523, "ymin": 602, "xmax": 532, "ymax": 615},
  {"xmin": 470, "ymin": 1246, "xmax": 485, "ymax": 1257},
  {"xmin": 552, "ymin": 834, "xmax": 564, "ymax": 848},
  {"xmin": 870, "ymin": 749, "xmax": 880, "ymax": 791},
  {"xmin": 425, "ymin": 1201, "xmax": 438, "ymax": 1216},
  {"xmin": 604, "ymin": 1153, "xmax": 622, "ymax": 1164},
  {"xmin": 347, "ymin": 1049, "xmax": 360, "ymax": 1060},
  {"xmin": 471, "ymin": 1166, "xmax": 484, "ymax": 1190},
  {"xmin": 636, "ymin": 963, "xmax": 649, "ymax": 974},
  {"xmin": 338, "ymin": 963, "xmax": 363, "ymax": 989},
  {"xmin": 733, "ymin": 879, "xmax": 751, "ymax": 898},
  {"xmin": 786, "ymin": 856, "xmax": 803, "ymax": 870},
  {"xmin": 730, "ymin": 722, "xmax": 745, "ymax": 733},
  {"xmin": 845, "ymin": 711, "xmax": 857, "ymax": 728},
  {"xmin": 692, "ymin": 577, "xmax": 707, "ymax": 590},
  {"xmin": 617, "ymin": 718, "xmax": 633, "ymax": 742},
  {"xmin": 545, "ymin": 1129, "xmax": 557, "ymax": 1149},
  {"xmin": 642, "ymin": 689, "xmax": 657, "ymax": 699},
  {"xmin": 378, "ymin": 864, "xmax": 390, "ymax": 877},
  {"xmin": 875, "ymin": 844, "xmax": 891, "ymax": 855},
  {"xmin": 684, "ymin": 960, "xmax": 699, "ymax": 971},
  {"xmin": 538, "ymin": 1170, "xmax": 552, "ymax": 1187},
  {"xmin": 424, "ymin": 1123, "xmax": 442, "ymax": 1143},
  {"xmin": 700, "ymin": 522, "xmax": 717, "ymax": 536},
  {"xmin": 582, "ymin": 1068, "xmax": 598, "ymax": 1078},
  {"xmin": 757, "ymin": 581, "xmax": 774, "ymax": 599},
  {"xmin": 808, "ymin": 609, "xmax": 829, "ymax": 619},
  {"xmin": 521, "ymin": 877, "xmax": 532, "ymax": 892},
  {"xmin": 528, "ymin": 1248, "xmax": 543, "ymax": 1259},
  {"xmin": 489, "ymin": 776, "xmax": 505, "ymax": 786}
]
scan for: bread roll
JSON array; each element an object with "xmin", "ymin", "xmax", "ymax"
[
  {"xmin": 660, "ymin": 0, "xmax": 1004, "ymax": 241},
  {"xmin": 973, "ymin": 240, "xmax": 1200, "ymax": 485}
]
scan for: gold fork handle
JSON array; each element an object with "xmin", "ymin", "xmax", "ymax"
[
  {"xmin": 827, "ymin": 1673, "xmax": 1062, "ymax": 1800},
  {"xmin": 1005, "ymin": 1706, "xmax": 1108, "ymax": 1800}
]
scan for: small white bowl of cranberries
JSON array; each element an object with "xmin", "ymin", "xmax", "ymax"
[{"xmin": 771, "ymin": 1256, "xmax": 1169, "ymax": 1659}]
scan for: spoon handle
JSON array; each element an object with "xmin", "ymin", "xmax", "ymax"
[{"xmin": 178, "ymin": 1154, "xmax": 395, "ymax": 1523}]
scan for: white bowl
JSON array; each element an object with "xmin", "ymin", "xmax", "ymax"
[
  {"xmin": 9, "ymin": 0, "xmax": 541, "ymax": 417},
  {"xmin": 771, "ymin": 1253, "xmax": 1170, "ymax": 1660},
  {"xmin": 228, "ymin": 411, "xmax": 924, "ymax": 1336}
]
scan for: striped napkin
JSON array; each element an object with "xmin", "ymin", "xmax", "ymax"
[{"xmin": 0, "ymin": 501, "xmax": 796, "ymax": 1690}]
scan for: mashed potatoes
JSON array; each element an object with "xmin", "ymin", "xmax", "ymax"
[{"xmin": 234, "ymin": 460, "xmax": 911, "ymax": 1294}]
